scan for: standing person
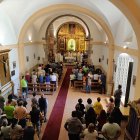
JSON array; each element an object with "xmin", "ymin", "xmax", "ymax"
[
  {"xmin": 80, "ymin": 123, "xmax": 98, "ymax": 140},
  {"xmin": 75, "ymin": 98, "xmax": 85, "ymax": 116},
  {"xmin": 70, "ymin": 72, "xmax": 76, "ymax": 87},
  {"xmin": 20, "ymin": 76, "xmax": 28, "ymax": 98},
  {"xmin": 85, "ymin": 98, "xmax": 93, "ymax": 112},
  {"xmin": 100, "ymin": 72, "xmax": 106, "ymax": 94},
  {"xmin": 106, "ymin": 97, "xmax": 115, "ymax": 117},
  {"xmin": 13, "ymin": 101, "xmax": 27, "ymax": 128},
  {"xmin": 93, "ymin": 97, "xmax": 103, "ymax": 115},
  {"xmin": 114, "ymin": 85, "xmax": 122, "ymax": 107},
  {"xmin": 64, "ymin": 111, "xmax": 83, "ymax": 140},
  {"xmin": 50, "ymin": 72, "xmax": 57, "ymax": 91},
  {"xmin": 97, "ymin": 110, "xmax": 107, "ymax": 131},
  {"xmin": 0, "ymin": 119, "xmax": 11, "ymax": 140},
  {"xmin": 4, "ymin": 101, "xmax": 15, "ymax": 125},
  {"xmin": 23, "ymin": 121, "xmax": 35, "ymax": 140},
  {"xmin": 31, "ymin": 92, "xmax": 38, "ymax": 107},
  {"xmin": 25, "ymin": 71, "xmax": 31, "ymax": 83},
  {"xmin": 38, "ymin": 94, "xmax": 47, "ymax": 122},
  {"xmin": 45, "ymin": 73, "xmax": 51, "ymax": 91},
  {"xmin": 111, "ymin": 107, "xmax": 123, "ymax": 126},
  {"xmin": 9, "ymin": 118, "xmax": 23, "ymax": 140},
  {"xmin": 30, "ymin": 105, "xmax": 42, "ymax": 137},
  {"xmin": 85, "ymin": 107, "xmax": 97, "ymax": 127},
  {"xmin": 86, "ymin": 75, "xmax": 92, "ymax": 93},
  {"xmin": 102, "ymin": 116, "xmax": 121, "ymax": 140}
]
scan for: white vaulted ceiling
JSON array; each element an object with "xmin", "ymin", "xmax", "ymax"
[{"xmin": 0, "ymin": 0, "xmax": 139, "ymax": 49}]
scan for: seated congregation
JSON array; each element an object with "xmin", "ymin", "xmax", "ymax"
[{"xmin": 64, "ymin": 97, "xmax": 123, "ymax": 140}]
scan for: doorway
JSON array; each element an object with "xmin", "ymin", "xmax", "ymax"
[{"xmin": 114, "ymin": 53, "xmax": 133, "ymax": 105}]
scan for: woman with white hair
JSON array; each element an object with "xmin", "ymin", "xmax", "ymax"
[{"xmin": 81, "ymin": 123, "xmax": 98, "ymax": 140}]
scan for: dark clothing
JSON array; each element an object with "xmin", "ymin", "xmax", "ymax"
[
  {"xmin": 23, "ymin": 126, "xmax": 35, "ymax": 140},
  {"xmin": 18, "ymin": 118, "xmax": 26, "ymax": 128},
  {"xmin": 75, "ymin": 110, "xmax": 83, "ymax": 123},
  {"xmin": 114, "ymin": 89, "xmax": 122, "ymax": 107},
  {"xmin": 76, "ymin": 103, "xmax": 85, "ymax": 116},
  {"xmin": 64, "ymin": 117, "xmax": 83, "ymax": 140},
  {"xmin": 100, "ymin": 74, "xmax": 106, "ymax": 94},
  {"xmin": 30, "ymin": 109, "xmax": 40, "ymax": 123},
  {"xmin": 97, "ymin": 114, "xmax": 107, "ymax": 131},
  {"xmin": 38, "ymin": 97, "xmax": 47, "ymax": 110},
  {"xmin": 30, "ymin": 109, "xmax": 41, "ymax": 132},
  {"xmin": 17, "ymin": 98, "xmax": 27, "ymax": 107},
  {"xmin": 68, "ymin": 133, "xmax": 80, "ymax": 140},
  {"xmin": 38, "ymin": 97, "xmax": 47, "ymax": 121},
  {"xmin": 111, "ymin": 107, "xmax": 123, "ymax": 125},
  {"xmin": 85, "ymin": 107, "xmax": 97, "ymax": 127}
]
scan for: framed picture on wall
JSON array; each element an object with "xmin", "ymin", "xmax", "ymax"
[
  {"xmin": 34, "ymin": 53, "xmax": 36, "ymax": 59},
  {"xmin": 38, "ymin": 56, "xmax": 40, "ymax": 60},
  {"xmin": 13, "ymin": 61, "xmax": 16, "ymax": 69},
  {"xmin": 26, "ymin": 56, "xmax": 29, "ymax": 62}
]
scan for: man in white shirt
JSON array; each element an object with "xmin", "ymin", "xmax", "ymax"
[
  {"xmin": 102, "ymin": 116, "xmax": 121, "ymax": 140},
  {"xmin": 50, "ymin": 72, "xmax": 57, "ymax": 91}
]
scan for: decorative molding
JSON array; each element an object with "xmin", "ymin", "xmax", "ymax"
[
  {"xmin": 115, "ymin": 45, "xmax": 138, "ymax": 56},
  {"xmin": 0, "ymin": 49, "xmax": 11, "ymax": 54},
  {"xmin": 0, "ymin": 44, "xmax": 18, "ymax": 50},
  {"xmin": 24, "ymin": 41, "xmax": 45, "ymax": 46}
]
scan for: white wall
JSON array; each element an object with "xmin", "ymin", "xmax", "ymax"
[
  {"xmin": 90, "ymin": 45, "xmax": 108, "ymax": 73},
  {"xmin": 24, "ymin": 45, "xmax": 39, "ymax": 71},
  {"xmin": 114, "ymin": 17, "xmax": 135, "ymax": 48},
  {"xmin": 9, "ymin": 48, "xmax": 20, "ymax": 94},
  {"xmin": 100, "ymin": 46, "xmax": 109, "ymax": 72},
  {"xmin": 24, "ymin": 24, "xmax": 39, "ymax": 42},
  {"xmin": 91, "ymin": 45, "xmax": 102, "ymax": 66},
  {"xmin": 0, "ymin": 10, "xmax": 17, "ymax": 45}
]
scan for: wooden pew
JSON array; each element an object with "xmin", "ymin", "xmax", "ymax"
[
  {"xmin": 27, "ymin": 83, "xmax": 55, "ymax": 93},
  {"xmin": 74, "ymin": 80, "xmax": 101, "ymax": 92},
  {"xmin": 74, "ymin": 80, "xmax": 83, "ymax": 88}
]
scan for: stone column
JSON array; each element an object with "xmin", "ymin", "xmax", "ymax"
[{"xmin": 106, "ymin": 44, "xmax": 114, "ymax": 96}]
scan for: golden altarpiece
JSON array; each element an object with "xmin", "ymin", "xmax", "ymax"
[{"xmin": 57, "ymin": 23, "xmax": 86, "ymax": 52}]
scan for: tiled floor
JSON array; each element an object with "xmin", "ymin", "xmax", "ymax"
[{"xmin": 26, "ymin": 68, "xmax": 127, "ymax": 140}]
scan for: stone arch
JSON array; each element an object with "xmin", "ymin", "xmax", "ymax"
[
  {"xmin": 18, "ymin": 4, "xmax": 114, "ymax": 74},
  {"xmin": 45, "ymin": 14, "xmax": 91, "ymax": 39}
]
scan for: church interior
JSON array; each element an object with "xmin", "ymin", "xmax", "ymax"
[{"xmin": 0, "ymin": 0, "xmax": 140, "ymax": 140}]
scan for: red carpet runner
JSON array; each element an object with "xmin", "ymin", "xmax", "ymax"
[{"xmin": 42, "ymin": 68, "xmax": 72, "ymax": 140}]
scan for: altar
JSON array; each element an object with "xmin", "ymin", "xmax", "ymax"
[{"xmin": 65, "ymin": 56, "xmax": 76, "ymax": 63}]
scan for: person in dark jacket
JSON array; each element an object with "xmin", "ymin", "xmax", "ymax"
[
  {"xmin": 23, "ymin": 121, "xmax": 35, "ymax": 140},
  {"xmin": 111, "ymin": 107, "xmax": 123, "ymax": 126},
  {"xmin": 114, "ymin": 85, "xmax": 122, "ymax": 107},
  {"xmin": 38, "ymin": 94, "xmax": 47, "ymax": 122},
  {"xmin": 85, "ymin": 107, "xmax": 97, "ymax": 127}
]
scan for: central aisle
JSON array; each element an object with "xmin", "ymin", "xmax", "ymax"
[{"xmin": 42, "ymin": 68, "xmax": 72, "ymax": 140}]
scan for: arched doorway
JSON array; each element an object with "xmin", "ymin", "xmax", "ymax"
[{"xmin": 114, "ymin": 53, "xmax": 133, "ymax": 105}]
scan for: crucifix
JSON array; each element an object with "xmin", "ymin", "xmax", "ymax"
[{"xmin": 0, "ymin": 56, "xmax": 8, "ymax": 77}]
